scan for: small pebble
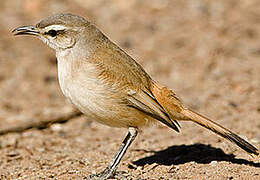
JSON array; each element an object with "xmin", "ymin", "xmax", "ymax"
[
  {"xmin": 137, "ymin": 166, "xmax": 143, "ymax": 171},
  {"xmin": 210, "ymin": 160, "xmax": 218, "ymax": 166},
  {"xmin": 68, "ymin": 169, "xmax": 79, "ymax": 174},
  {"xmin": 75, "ymin": 137, "xmax": 84, "ymax": 143},
  {"xmin": 50, "ymin": 124, "xmax": 62, "ymax": 132},
  {"xmin": 22, "ymin": 131, "xmax": 33, "ymax": 137},
  {"xmin": 7, "ymin": 150, "xmax": 20, "ymax": 157},
  {"xmin": 37, "ymin": 148, "xmax": 45, "ymax": 152}
]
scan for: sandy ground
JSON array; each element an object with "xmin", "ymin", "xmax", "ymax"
[{"xmin": 0, "ymin": 0, "xmax": 259, "ymax": 179}]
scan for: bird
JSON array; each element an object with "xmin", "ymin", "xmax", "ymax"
[{"xmin": 12, "ymin": 13, "xmax": 259, "ymax": 179}]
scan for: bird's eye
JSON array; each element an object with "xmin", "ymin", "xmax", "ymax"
[{"xmin": 47, "ymin": 30, "xmax": 57, "ymax": 37}]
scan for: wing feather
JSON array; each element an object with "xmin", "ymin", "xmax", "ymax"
[{"xmin": 127, "ymin": 88, "xmax": 181, "ymax": 132}]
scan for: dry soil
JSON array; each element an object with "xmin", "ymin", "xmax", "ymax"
[{"xmin": 0, "ymin": 0, "xmax": 259, "ymax": 179}]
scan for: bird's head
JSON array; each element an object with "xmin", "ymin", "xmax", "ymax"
[{"xmin": 12, "ymin": 13, "xmax": 99, "ymax": 52}]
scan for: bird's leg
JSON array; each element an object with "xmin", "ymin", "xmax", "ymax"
[{"xmin": 87, "ymin": 127, "xmax": 138, "ymax": 179}]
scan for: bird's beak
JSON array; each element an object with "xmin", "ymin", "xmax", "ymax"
[{"xmin": 12, "ymin": 26, "xmax": 40, "ymax": 36}]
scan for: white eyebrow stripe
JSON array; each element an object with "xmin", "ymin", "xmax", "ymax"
[{"xmin": 44, "ymin": 25, "xmax": 66, "ymax": 31}]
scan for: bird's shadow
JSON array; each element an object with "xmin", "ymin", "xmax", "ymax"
[{"xmin": 131, "ymin": 144, "xmax": 259, "ymax": 168}]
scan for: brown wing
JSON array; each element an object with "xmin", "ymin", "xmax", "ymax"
[
  {"xmin": 88, "ymin": 38, "xmax": 151, "ymax": 91},
  {"xmin": 126, "ymin": 88, "xmax": 181, "ymax": 132},
  {"xmin": 87, "ymin": 39, "xmax": 181, "ymax": 132}
]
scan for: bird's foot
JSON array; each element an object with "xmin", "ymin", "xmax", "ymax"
[
  {"xmin": 84, "ymin": 167, "xmax": 114, "ymax": 180},
  {"xmin": 84, "ymin": 167, "xmax": 127, "ymax": 180}
]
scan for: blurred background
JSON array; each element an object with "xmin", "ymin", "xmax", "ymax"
[{"xmin": 0, "ymin": 0, "xmax": 259, "ymax": 179}]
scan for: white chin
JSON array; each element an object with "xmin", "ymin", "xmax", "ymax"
[{"xmin": 39, "ymin": 37, "xmax": 58, "ymax": 50}]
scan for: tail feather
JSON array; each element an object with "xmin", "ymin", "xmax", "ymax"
[{"xmin": 182, "ymin": 109, "xmax": 259, "ymax": 156}]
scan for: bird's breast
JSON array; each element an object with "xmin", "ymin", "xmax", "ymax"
[
  {"xmin": 56, "ymin": 57, "xmax": 130, "ymax": 126},
  {"xmin": 57, "ymin": 58, "xmax": 105, "ymax": 111}
]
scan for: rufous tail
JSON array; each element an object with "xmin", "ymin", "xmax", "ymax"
[{"xmin": 182, "ymin": 109, "xmax": 259, "ymax": 155}]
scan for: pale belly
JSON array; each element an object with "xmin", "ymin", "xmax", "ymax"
[{"xmin": 57, "ymin": 60, "xmax": 152, "ymax": 128}]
